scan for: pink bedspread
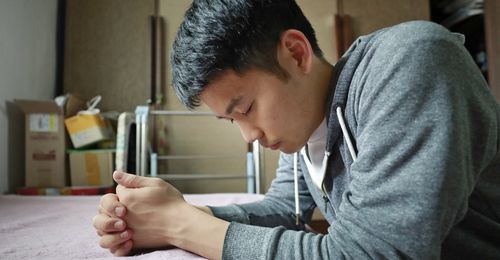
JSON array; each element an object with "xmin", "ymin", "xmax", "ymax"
[{"xmin": 0, "ymin": 193, "xmax": 263, "ymax": 260}]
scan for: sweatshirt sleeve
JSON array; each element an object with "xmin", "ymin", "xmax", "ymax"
[
  {"xmin": 219, "ymin": 21, "xmax": 499, "ymax": 259},
  {"xmin": 209, "ymin": 152, "xmax": 317, "ymax": 229}
]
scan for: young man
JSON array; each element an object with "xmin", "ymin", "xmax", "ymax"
[{"xmin": 92, "ymin": 0, "xmax": 500, "ymax": 259}]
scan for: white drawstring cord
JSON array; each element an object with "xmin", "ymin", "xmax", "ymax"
[
  {"xmin": 336, "ymin": 107, "xmax": 357, "ymax": 161},
  {"xmin": 293, "ymin": 107, "xmax": 356, "ymax": 226},
  {"xmin": 293, "ymin": 152, "xmax": 300, "ymax": 225}
]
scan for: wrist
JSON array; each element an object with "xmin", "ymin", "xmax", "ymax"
[
  {"xmin": 164, "ymin": 201, "xmax": 194, "ymax": 246},
  {"xmin": 171, "ymin": 203, "xmax": 229, "ymax": 259}
]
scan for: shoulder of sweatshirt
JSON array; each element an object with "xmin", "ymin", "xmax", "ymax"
[{"xmin": 366, "ymin": 20, "xmax": 465, "ymax": 52}]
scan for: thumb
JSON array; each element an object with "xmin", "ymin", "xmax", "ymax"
[{"xmin": 113, "ymin": 171, "xmax": 160, "ymax": 188}]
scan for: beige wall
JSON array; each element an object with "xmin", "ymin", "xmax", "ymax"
[
  {"xmin": 158, "ymin": 0, "xmax": 429, "ymax": 193},
  {"xmin": 344, "ymin": 0, "xmax": 430, "ymax": 37}
]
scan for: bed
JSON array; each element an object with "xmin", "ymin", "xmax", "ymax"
[{"xmin": 0, "ymin": 193, "xmax": 263, "ymax": 260}]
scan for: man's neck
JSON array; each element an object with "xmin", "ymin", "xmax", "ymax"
[{"xmin": 310, "ymin": 58, "xmax": 334, "ymax": 130}]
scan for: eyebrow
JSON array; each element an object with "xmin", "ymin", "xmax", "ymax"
[{"xmin": 224, "ymin": 96, "xmax": 243, "ymax": 116}]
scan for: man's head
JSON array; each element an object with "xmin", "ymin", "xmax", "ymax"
[
  {"xmin": 171, "ymin": 0, "xmax": 323, "ymax": 109},
  {"xmin": 172, "ymin": 0, "xmax": 330, "ymax": 153}
]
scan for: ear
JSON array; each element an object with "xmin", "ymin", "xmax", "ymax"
[{"xmin": 278, "ymin": 29, "xmax": 314, "ymax": 74}]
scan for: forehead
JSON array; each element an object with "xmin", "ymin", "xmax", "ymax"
[
  {"xmin": 200, "ymin": 70, "xmax": 244, "ymax": 103},
  {"xmin": 200, "ymin": 68, "xmax": 278, "ymax": 97},
  {"xmin": 199, "ymin": 68, "xmax": 283, "ymax": 111},
  {"xmin": 198, "ymin": 70, "xmax": 248, "ymax": 116}
]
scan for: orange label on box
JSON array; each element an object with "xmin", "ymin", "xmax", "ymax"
[
  {"xmin": 69, "ymin": 150, "xmax": 114, "ymax": 186},
  {"xmin": 65, "ymin": 114, "xmax": 107, "ymax": 134},
  {"xmin": 65, "ymin": 114, "xmax": 112, "ymax": 148},
  {"xmin": 84, "ymin": 153, "xmax": 101, "ymax": 185}
]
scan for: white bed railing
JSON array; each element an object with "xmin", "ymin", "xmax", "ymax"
[{"xmin": 134, "ymin": 106, "xmax": 262, "ymax": 194}]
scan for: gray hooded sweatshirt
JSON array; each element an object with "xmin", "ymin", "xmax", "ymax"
[{"xmin": 209, "ymin": 21, "xmax": 500, "ymax": 259}]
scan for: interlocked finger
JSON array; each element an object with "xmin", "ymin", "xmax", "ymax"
[
  {"xmin": 99, "ymin": 193, "xmax": 127, "ymax": 217},
  {"xmin": 92, "ymin": 214, "xmax": 126, "ymax": 233},
  {"xmin": 110, "ymin": 240, "xmax": 133, "ymax": 256},
  {"xmin": 99, "ymin": 229, "xmax": 133, "ymax": 249}
]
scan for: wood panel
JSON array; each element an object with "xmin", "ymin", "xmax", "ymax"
[
  {"xmin": 344, "ymin": 0, "xmax": 430, "ymax": 38},
  {"xmin": 485, "ymin": 0, "xmax": 500, "ymax": 101},
  {"xmin": 64, "ymin": 0, "xmax": 154, "ymax": 112}
]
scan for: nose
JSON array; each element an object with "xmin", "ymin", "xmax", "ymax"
[{"xmin": 237, "ymin": 121, "xmax": 263, "ymax": 143}]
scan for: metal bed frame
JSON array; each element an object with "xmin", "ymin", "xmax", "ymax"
[{"xmin": 134, "ymin": 106, "xmax": 263, "ymax": 193}]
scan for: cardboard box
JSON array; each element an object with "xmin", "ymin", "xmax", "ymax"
[
  {"xmin": 65, "ymin": 114, "xmax": 113, "ymax": 148},
  {"xmin": 62, "ymin": 94, "xmax": 86, "ymax": 118},
  {"xmin": 68, "ymin": 149, "xmax": 114, "ymax": 186},
  {"xmin": 15, "ymin": 100, "xmax": 67, "ymax": 188}
]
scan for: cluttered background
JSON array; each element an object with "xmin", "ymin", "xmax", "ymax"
[{"xmin": 1, "ymin": 0, "xmax": 498, "ymax": 196}]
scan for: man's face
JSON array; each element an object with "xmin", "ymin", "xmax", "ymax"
[{"xmin": 199, "ymin": 68, "xmax": 320, "ymax": 154}]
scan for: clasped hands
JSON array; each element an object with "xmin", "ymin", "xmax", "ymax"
[{"xmin": 92, "ymin": 171, "xmax": 191, "ymax": 256}]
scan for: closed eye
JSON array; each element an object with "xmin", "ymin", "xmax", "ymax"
[{"xmin": 243, "ymin": 102, "xmax": 254, "ymax": 116}]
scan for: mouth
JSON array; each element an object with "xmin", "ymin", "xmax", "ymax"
[{"xmin": 269, "ymin": 142, "xmax": 280, "ymax": 150}]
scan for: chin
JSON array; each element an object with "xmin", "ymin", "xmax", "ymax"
[{"xmin": 279, "ymin": 144, "xmax": 302, "ymax": 154}]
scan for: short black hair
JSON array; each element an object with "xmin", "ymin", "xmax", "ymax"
[{"xmin": 171, "ymin": 0, "xmax": 323, "ymax": 109}]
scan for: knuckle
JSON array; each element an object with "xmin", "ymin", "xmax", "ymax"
[
  {"xmin": 119, "ymin": 193, "xmax": 131, "ymax": 205},
  {"xmin": 100, "ymin": 193, "xmax": 115, "ymax": 204},
  {"xmin": 92, "ymin": 215, "xmax": 99, "ymax": 229},
  {"xmin": 95, "ymin": 215, "xmax": 112, "ymax": 232},
  {"xmin": 104, "ymin": 219, "xmax": 115, "ymax": 231},
  {"xmin": 99, "ymin": 195, "xmax": 106, "ymax": 205},
  {"xmin": 115, "ymin": 241, "xmax": 132, "ymax": 256},
  {"xmin": 114, "ymin": 249, "xmax": 126, "ymax": 256},
  {"xmin": 100, "ymin": 194, "xmax": 118, "ymax": 212},
  {"xmin": 99, "ymin": 237, "xmax": 109, "ymax": 248},
  {"xmin": 111, "ymin": 201, "xmax": 121, "ymax": 211},
  {"xmin": 152, "ymin": 177, "xmax": 165, "ymax": 186},
  {"xmin": 115, "ymin": 185, "xmax": 124, "ymax": 195},
  {"xmin": 116, "ymin": 249, "xmax": 130, "ymax": 256},
  {"xmin": 97, "ymin": 220, "xmax": 107, "ymax": 232}
]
